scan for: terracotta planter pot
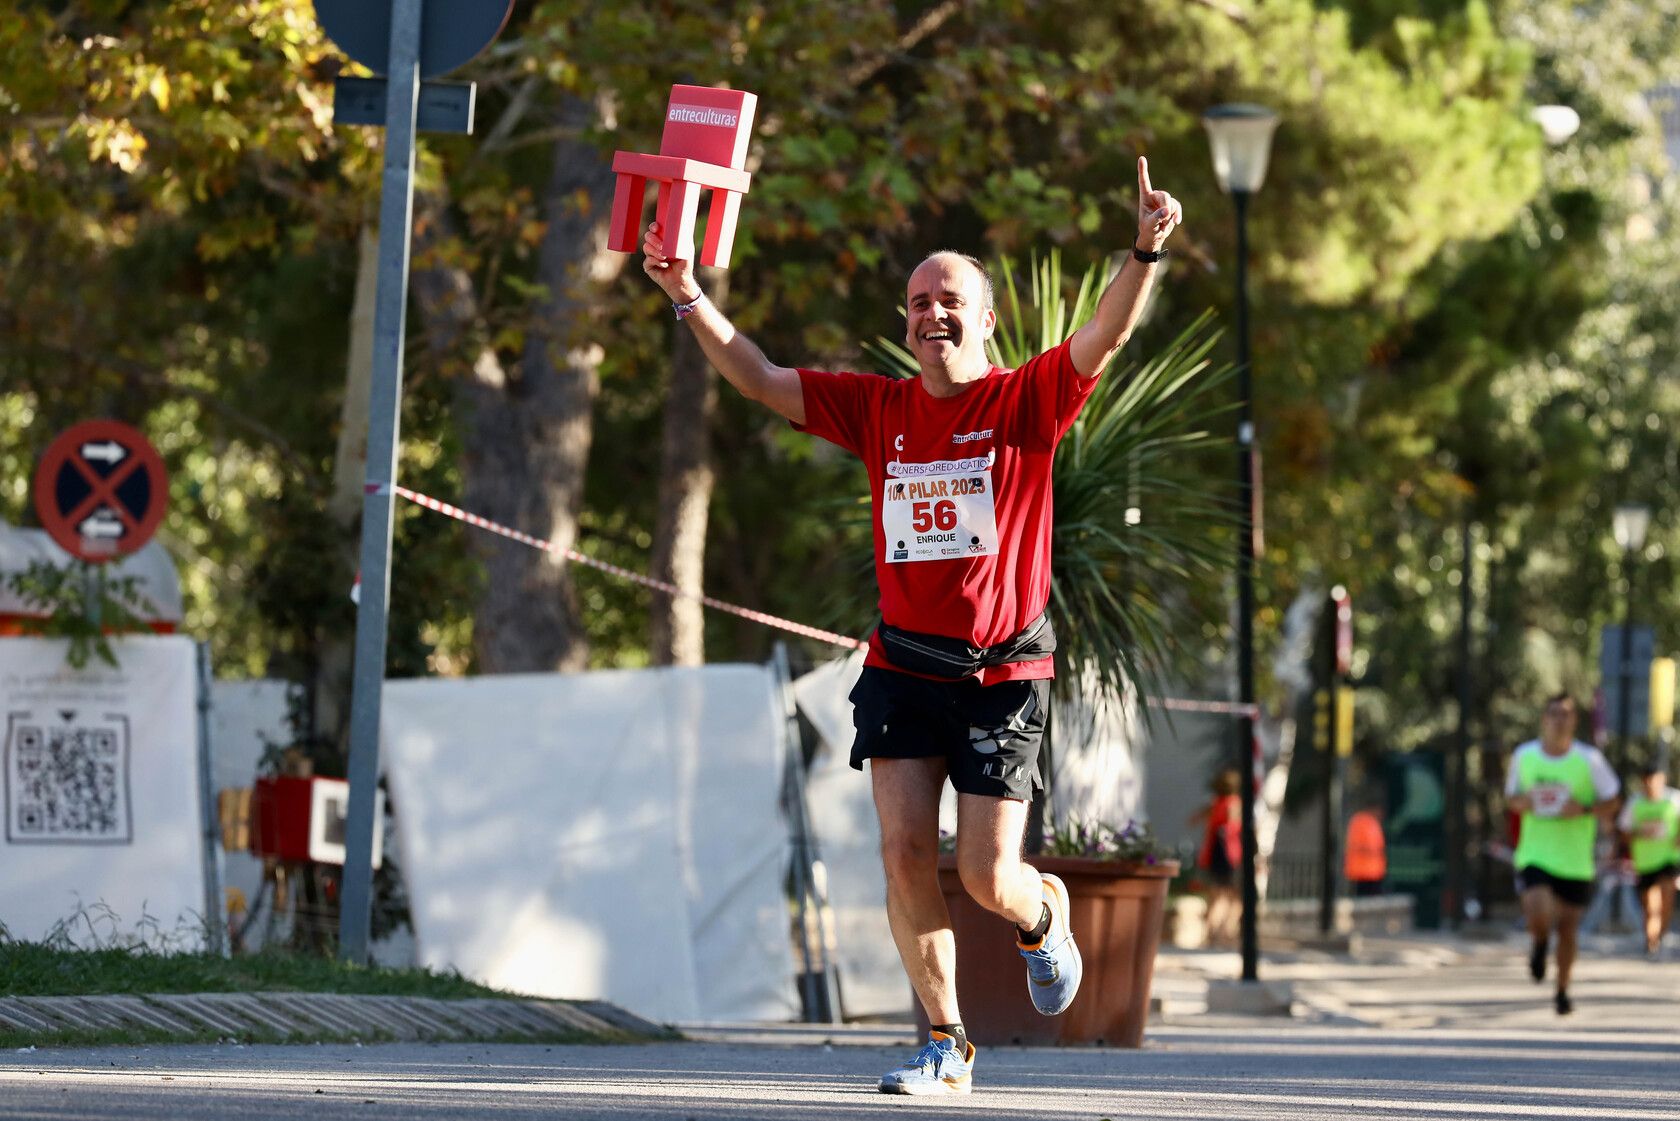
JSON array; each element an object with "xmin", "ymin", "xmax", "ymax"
[{"xmin": 915, "ymin": 854, "xmax": 1178, "ymax": 1047}]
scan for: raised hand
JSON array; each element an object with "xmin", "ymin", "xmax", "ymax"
[
  {"xmin": 641, "ymin": 221, "xmax": 700, "ymax": 302},
  {"xmin": 1137, "ymin": 156, "xmax": 1183, "ymax": 252}
]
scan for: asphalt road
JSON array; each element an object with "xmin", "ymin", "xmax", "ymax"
[{"xmin": 4, "ymin": 1024, "xmax": 1678, "ymax": 1121}]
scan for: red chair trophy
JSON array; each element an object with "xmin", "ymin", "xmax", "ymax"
[{"xmin": 608, "ymin": 84, "xmax": 758, "ymax": 269}]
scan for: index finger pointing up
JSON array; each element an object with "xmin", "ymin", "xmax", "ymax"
[{"xmin": 1139, "ymin": 155, "xmax": 1152, "ymax": 198}]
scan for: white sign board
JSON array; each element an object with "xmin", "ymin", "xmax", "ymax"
[
  {"xmin": 0, "ymin": 636, "xmax": 206, "ymax": 947},
  {"xmin": 308, "ymin": 777, "xmax": 384, "ymax": 867}
]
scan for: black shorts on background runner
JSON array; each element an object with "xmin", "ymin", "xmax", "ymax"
[
  {"xmin": 1636, "ymin": 863, "xmax": 1680, "ymax": 893},
  {"xmin": 848, "ymin": 666, "xmax": 1048, "ymax": 801},
  {"xmin": 1517, "ymin": 865, "xmax": 1594, "ymax": 908}
]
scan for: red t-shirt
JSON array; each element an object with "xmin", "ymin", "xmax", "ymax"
[
  {"xmin": 1198, "ymin": 795, "xmax": 1241, "ymax": 869},
  {"xmin": 795, "ymin": 339, "xmax": 1096, "ymax": 684}
]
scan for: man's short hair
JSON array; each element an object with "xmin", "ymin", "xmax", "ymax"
[
  {"xmin": 916, "ymin": 250, "xmax": 995, "ymax": 313},
  {"xmin": 1544, "ymin": 692, "xmax": 1576, "ymax": 713}
]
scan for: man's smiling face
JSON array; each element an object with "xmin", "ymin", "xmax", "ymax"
[{"xmin": 904, "ymin": 253, "xmax": 996, "ymax": 379}]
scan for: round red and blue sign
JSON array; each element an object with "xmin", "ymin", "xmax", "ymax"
[{"xmin": 31, "ymin": 420, "xmax": 170, "ymax": 563}]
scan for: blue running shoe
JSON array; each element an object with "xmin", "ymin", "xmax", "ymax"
[
  {"xmin": 877, "ymin": 1031, "xmax": 975, "ymax": 1095},
  {"xmin": 1018, "ymin": 872, "xmax": 1082, "ymax": 1015}
]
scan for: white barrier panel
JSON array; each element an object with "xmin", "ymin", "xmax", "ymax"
[
  {"xmin": 0, "ymin": 636, "xmax": 206, "ymax": 947},
  {"xmin": 381, "ymin": 665, "xmax": 799, "ymax": 1024}
]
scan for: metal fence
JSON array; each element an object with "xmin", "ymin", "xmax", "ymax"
[{"xmin": 1265, "ymin": 851, "xmax": 1327, "ymax": 901}]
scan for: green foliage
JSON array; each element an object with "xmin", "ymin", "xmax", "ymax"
[
  {"xmin": 2, "ymin": 925, "xmax": 502, "ymax": 1000},
  {"xmin": 3, "ymin": 559, "xmax": 157, "ymax": 669}
]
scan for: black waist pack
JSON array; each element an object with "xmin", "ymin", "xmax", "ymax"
[{"xmin": 874, "ymin": 612, "xmax": 1056, "ymax": 680}]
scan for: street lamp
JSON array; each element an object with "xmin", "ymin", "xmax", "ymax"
[
  {"xmin": 1613, "ymin": 503, "xmax": 1651, "ymax": 554},
  {"xmin": 1203, "ymin": 102, "xmax": 1279, "ymax": 984},
  {"xmin": 1613, "ymin": 504, "xmax": 1651, "ymax": 771},
  {"xmin": 1530, "ymin": 104, "xmax": 1581, "ymax": 146}
]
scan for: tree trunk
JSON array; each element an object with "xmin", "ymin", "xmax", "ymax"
[
  {"xmin": 648, "ymin": 267, "xmax": 726, "ymax": 666},
  {"xmin": 313, "ymin": 221, "xmax": 379, "ymax": 743},
  {"xmin": 410, "ymin": 95, "xmax": 622, "ymax": 675}
]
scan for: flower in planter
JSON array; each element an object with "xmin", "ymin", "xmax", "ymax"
[
  {"xmin": 940, "ymin": 819, "xmax": 1173, "ymax": 864},
  {"xmin": 1040, "ymin": 817, "xmax": 1174, "ymax": 865}
]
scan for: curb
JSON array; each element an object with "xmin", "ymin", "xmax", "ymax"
[{"xmin": 0, "ymin": 993, "xmax": 674, "ymax": 1047}]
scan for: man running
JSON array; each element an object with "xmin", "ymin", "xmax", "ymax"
[
  {"xmin": 642, "ymin": 158, "xmax": 1180, "ymax": 1093},
  {"xmin": 1504, "ymin": 693, "xmax": 1620, "ymax": 1014},
  {"xmin": 1619, "ymin": 759, "xmax": 1680, "ymax": 959}
]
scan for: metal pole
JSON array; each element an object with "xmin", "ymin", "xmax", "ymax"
[
  {"xmin": 1618, "ymin": 574, "xmax": 1634, "ymax": 774},
  {"xmin": 1611, "ymin": 566, "xmax": 1634, "ymax": 933},
  {"xmin": 1449, "ymin": 511, "xmax": 1472, "ymax": 928},
  {"xmin": 1317, "ymin": 626, "xmax": 1335, "ymax": 935},
  {"xmin": 87, "ymin": 563, "xmax": 103, "ymax": 632},
  {"xmin": 1233, "ymin": 188, "xmax": 1260, "ymax": 981},
  {"xmin": 771, "ymin": 643, "xmax": 838, "ymax": 1022},
  {"xmin": 196, "ymin": 641, "xmax": 228, "ymax": 957},
  {"xmin": 339, "ymin": 0, "xmax": 423, "ymax": 963},
  {"xmin": 774, "ymin": 643, "xmax": 820, "ymax": 1021},
  {"xmin": 1475, "ymin": 536, "xmax": 1499, "ymax": 921}
]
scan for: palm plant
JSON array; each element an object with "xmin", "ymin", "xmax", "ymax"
[{"xmin": 862, "ymin": 250, "xmax": 1238, "ymax": 716}]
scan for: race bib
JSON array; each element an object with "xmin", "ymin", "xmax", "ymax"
[
  {"xmin": 881, "ymin": 468, "xmax": 999, "ymax": 563},
  {"xmin": 1530, "ymin": 783, "xmax": 1571, "ymax": 818}
]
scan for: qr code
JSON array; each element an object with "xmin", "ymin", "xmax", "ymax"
[{"xmin": 6, "ymin": 713, "xmax": 132, "ymax": 845}]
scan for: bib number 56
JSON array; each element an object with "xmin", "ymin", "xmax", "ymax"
[{"xmin": 911, "ymin": 500, "xmax": 958, "ymax": 533}]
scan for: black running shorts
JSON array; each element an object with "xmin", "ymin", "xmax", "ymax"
[
  {"xmin": 847, "ymin": 665, "xmax": 1049, "ymax": 801},
  {"xmin": 1517, "ymin": 865, "xmax": 1594, "ymax": 908},
  {"xmin": 1636, "ymin": 863, "xmax": 1680, "ymax": 893}
]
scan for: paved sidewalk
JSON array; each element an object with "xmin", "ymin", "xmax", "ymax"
[{"xmin": 1152, "ymin": 929, "xmax": 1680, "ymax": 1031}]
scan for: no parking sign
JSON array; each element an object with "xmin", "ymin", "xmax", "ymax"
[{"xmin": 31, "ymin": 420, "xmax": 169, "ymax": 563}]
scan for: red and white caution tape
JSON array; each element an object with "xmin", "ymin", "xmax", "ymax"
[
  {"xmin": 379, "ymin": 483, "xmax": 867, "ymax": 651},
  {"xmin": 380, "ymin": 482, "xmax": 1254, "ymax": 717}
]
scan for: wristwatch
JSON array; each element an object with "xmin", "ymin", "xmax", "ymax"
[
  {"xmin": 1132, "ymin": 242, "xmax": 1168, "ymax": 264},
  {"xmin": 673, "ymin": 292, "xmax": 705, "ymax": 320}
]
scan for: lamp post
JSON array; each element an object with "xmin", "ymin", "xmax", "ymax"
[
  {"xmin": 1448, "ymin": 508, "xmax": 1473, "ymax": 928},
  {"xmin": 1613, "ymin": 503, "xmax": 1651, "ymax": 772},
  {"xmin": 1203, "ymin": 103, "xmax": 1279, "ymax": 983}
]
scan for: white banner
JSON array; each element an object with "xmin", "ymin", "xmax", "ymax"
[
  {"xmin": 382, "ymin": 664, "xmax": 799, "ymax": 1024},
  {"xmin": 0, "ymin": 636, "xmax": 206, "ymax": 948}
]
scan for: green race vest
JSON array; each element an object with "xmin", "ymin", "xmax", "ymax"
[
  {"xmin": 1627, "ymin": 796, "xmax": 1680, "ymax": 874},
  {"xmin": 1513, "ymin": 746, "xmax": 1599, "ymax": 881}
]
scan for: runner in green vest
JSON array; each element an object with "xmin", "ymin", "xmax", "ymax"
[
  {"xmin": 1503, "ymin": 693, "xmax": 1620, "ymax": 1015},
  {"xmin": 1617, "ymin": 760, "xmax": 1680, "ymax": 959}
]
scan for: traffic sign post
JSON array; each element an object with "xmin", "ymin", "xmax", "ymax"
[
  {"xmin": 317, "ymin": 0, "xmax": 514, "ymax": 964},
  {"xmin": 32, "ymin": 420, "xmax": 169, "ymax": 563}
]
